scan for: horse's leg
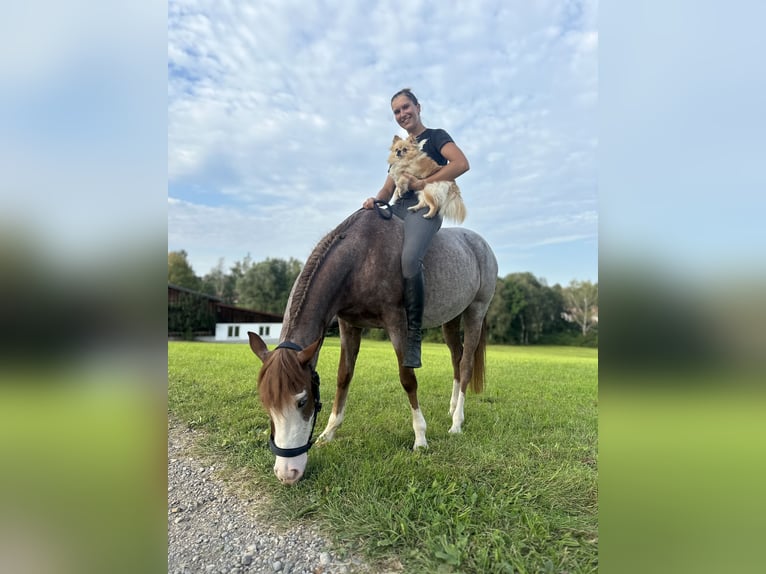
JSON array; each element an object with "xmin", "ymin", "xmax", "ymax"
[
  {"xmin": 397, "ymin": 365, "xmax": 428, "ymax": 450},
  {"xmin": 449, "ymin": 309, "xmax": 485, "ymax": 434},
  {"xmin": 317, "ymin": 319, "xmax": 362, "ymax": 443},
  {"xmin": 388, "ymin": 317, "xmax": 428, "ymax": 450},
  {"xmin": 442, "ymin": 316, "xmax": 463, "ymax": 417}
]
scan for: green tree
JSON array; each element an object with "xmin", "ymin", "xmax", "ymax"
[
  {"xmin": 200, "ymin": 257, "xmax": 238, "ymax": 303},
  {"xmin": 487, "ymin": 272, "xmax": 572, "ymax": 345},
  {"xmin": 562, "ymin": 280, "xmax": 599, "ymax": 335},
  {"xmin": 487, "ymin": 277, "xmax": 527, "ymax": 344},
  {"xmin": 227, "ymin": 254, "xmax": 253, "ymax": 305},
  {"xmin": 168, "ymin": 250, "xmax": 200, "ymax": 291},
  {"xmin": 542, "ymin": 283, "xmax": 572, "ymax": 336},
  {"xmin": 511, "ymin": 272, "xmax": 546, "ymax": 344},
  {"xmin": 236, "ymin": 257, "xmax": 302, "ymax": 314}
]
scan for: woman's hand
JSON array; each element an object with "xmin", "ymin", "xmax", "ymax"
[
  {"xmin": 365, "ymin": 177, "xmax": 396, "ymax": 208},
  {"xmin": 401, "ymin": 173, "xmax": 426, "ymax": 191}
]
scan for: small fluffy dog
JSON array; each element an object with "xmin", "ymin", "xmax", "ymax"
[{"xmin": 387, "ymin": 135, "xmax": 467, "ymax": 223}]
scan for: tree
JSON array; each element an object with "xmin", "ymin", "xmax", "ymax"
[
  {"xmin": 562, "ymin": 280, "xmax": 599, "ymax": 335},
  {"xmin": 236, "ymin": 257, "xmax": 302, "ymax": 314},
  {"xmin": 487, "ymin": 276, "xmax": 528, "ymax": 344},
  {"xmin": 547, "ymin": 283, "xmax": 580, "ymax": 336},
  {"xmin": 487, "ymin": 273, "xmax": 545, "ymax": 344},
  {"xmin": 168, "ymin": 250, "xmax": 200, "ymax": 291},
  {"xmin": 227, "ymin": 254, "xmax": 253, "ymax": 305},
  {"xmin": 509, "ymin": 272, "xmax": 546, "ymax": 344},
  {"xmin": 487, "ymin": 272, "xmax": 576, "ymax": 345},
  {"xmin": 200, "ymin": 257, "xmax": 238, "ymax": 303}
]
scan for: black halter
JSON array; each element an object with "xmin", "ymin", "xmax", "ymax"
[{"xmin": 267, "ymin": 341, "xmax": 322, "ymax": 458}]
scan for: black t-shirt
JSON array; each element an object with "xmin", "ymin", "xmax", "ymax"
[{"xmin": 415, "ymin": 128, "xmax": 454, "ymax": 166}]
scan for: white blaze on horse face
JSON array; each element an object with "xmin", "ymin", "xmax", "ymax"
[
  {"xmin": 411, "ymin": 407, "xmax": 428, "ymax": 450},
  {"xmin": 271, "ymin": 391, "xmax": 312, "ymax": 485}
]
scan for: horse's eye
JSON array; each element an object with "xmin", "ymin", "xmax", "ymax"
[{"xmin": 297, "ymin": 396, "xmax": 308, "ymax": 409}]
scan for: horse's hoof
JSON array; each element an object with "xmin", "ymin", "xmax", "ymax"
[
  {"xmin": 316, "ymin": 432, "xmax": 334, "ymax": 444},
  {"xmin": 448, "ymin": 426, "xmax": 462, "ymax": 434},
  {"xmin": 413, "ymin": 441, "xmax": 428, "ymax": 451}
]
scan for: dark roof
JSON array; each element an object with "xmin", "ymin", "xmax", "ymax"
[
  {"xmin": 216, "ymin": 303, "xmax": 283, "ymax": 323},
  {"xmin": 168, "ymin": 284, "xmax": 283, "ymax": 322}
]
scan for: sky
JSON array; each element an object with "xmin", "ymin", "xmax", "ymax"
[{"xmin": 168, "ymin": 0, "xmax": 598, "ymax": 287}]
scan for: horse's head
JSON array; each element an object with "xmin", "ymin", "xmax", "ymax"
[{"xmin": 248, "ymin": 332, "xmax": 321, "ymax": 485}]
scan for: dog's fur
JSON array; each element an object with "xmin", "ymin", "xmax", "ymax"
[{"xmin": 387, "ymin": 135, "xmax": 467, "ymax": 223}]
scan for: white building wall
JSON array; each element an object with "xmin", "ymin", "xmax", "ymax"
[{"xmin": 214, "ymin": 323, "xmax": 283, "ymax": 343}]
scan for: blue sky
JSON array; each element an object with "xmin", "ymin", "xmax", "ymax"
[{"xmin": 168, "ymin": 0, "xmax": 598, "ymax": 287}]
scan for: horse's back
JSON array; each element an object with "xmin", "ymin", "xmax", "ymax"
[
  {"xmin": 336, "ymin": 210, "xmax": 497, "ymax": 328},
  {"xmin": 423, "ymin": 227, "xmax": 498, "ymax": 327}
]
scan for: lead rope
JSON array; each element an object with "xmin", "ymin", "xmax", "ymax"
[{"xmin": 373, "ymin": 200, "xmax": 393, "ymax": 220}]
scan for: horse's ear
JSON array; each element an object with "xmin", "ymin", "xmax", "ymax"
[
  {"xmin": 297, "ymin": 339, "xmax": 321, "ymax": 366},
  {"xmin": 247, "ymin": 331, "xmax": 270, "ymax": 362}
]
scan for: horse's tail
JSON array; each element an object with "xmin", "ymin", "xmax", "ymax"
[{"xmin": 469, "ymin": 318, "xmax": 487, "ymax": 394}]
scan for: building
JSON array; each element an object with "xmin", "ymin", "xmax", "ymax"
[
  {"xmin": 168, "ymin": 284, "xmax": 283, "ymax": 343},
  {"xmin": 213, "ymin": 302, "xmax": 284, "ymax": 343}
]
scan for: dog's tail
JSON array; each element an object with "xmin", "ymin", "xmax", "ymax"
[{"xmin": 441, "ymin": 185, "xmax": 467, "ymax": 224}]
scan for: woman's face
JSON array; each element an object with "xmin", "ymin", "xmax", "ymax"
[{"xmin": 391, "ymin": 95, "xmax": 421, "ymax": 133}]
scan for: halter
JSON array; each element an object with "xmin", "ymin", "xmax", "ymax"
[{"xmin": 267, "ymin": 341, "xmax": 322, "ymax": 458}]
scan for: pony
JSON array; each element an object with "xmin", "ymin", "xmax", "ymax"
[{"xmin": 248, "ymin": 207, "xmax": 497, "ymax": 484}]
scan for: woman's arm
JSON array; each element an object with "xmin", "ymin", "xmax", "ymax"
[
  {"xmin": 404, "ymin": 142, "xmax": 470, "ymax": 191},
  {"xmin": 363, "ymin": 174, "xmax": 396, "ymax": 209}
]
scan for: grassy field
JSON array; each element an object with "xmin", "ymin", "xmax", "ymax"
[{"xmin": 168, "ymin": 338, "xmax": 598, "ymax": 573}]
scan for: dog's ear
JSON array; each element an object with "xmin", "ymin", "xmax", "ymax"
[
  {"xmin": 392, "ymin": 135, "xmax": 402, "ymax": 144},
  {"xmin": 418, "ymin": 138, "xmax": 428, "ymax": 151}
]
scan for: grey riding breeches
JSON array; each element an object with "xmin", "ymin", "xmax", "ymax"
[{"xmin": 391, "ymin": 192, "xmax": 443, "ymax": 279}]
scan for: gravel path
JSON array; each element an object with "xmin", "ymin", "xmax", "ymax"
[{"xmin": 168, "ymin": 418, "xmax": 381, "ymax": 574}]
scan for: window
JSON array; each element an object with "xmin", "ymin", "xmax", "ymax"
[
  {"xmin": 227, "ymin": 326, "xmax": 234, "ymax": 337},
  {"xmin": 234, "ymin": 326, "xmax": 240, "ymax": 337}
]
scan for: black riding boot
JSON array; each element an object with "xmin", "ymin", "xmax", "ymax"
[{"xmin": 402, "ymin": 272, "xmax": 425, "ymax": 368}]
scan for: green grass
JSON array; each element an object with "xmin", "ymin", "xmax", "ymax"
[{"xmin": 169, "ymin": 338, "xmax": 598, "ymax": 573}]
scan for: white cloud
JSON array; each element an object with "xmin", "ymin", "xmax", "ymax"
[{"xmin": 168, "ymin": 0, "xmax": 598, "ymax": 281}]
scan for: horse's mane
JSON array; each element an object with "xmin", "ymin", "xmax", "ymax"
[{"xmin": 287, "ymin": 211, "xmax": 365, "ymax": 319}]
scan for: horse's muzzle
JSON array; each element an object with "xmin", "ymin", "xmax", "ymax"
[{"xmin": 274, "ymin": 453, "xmax": 306, "ymax": 485}]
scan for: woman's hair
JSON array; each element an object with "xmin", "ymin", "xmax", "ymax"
[{"xmin": 391, "ymin": 88, "xmax": 419, "ymax": 106}]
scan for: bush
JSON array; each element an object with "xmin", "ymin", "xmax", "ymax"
[{"xmin": 538, "ymin": 329, "xmax": 598, "ymax": 348}]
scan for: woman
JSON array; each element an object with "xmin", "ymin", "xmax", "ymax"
[{"xmin": 363, "ymin": 88, "xmax": 470, "ymax": 368}]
